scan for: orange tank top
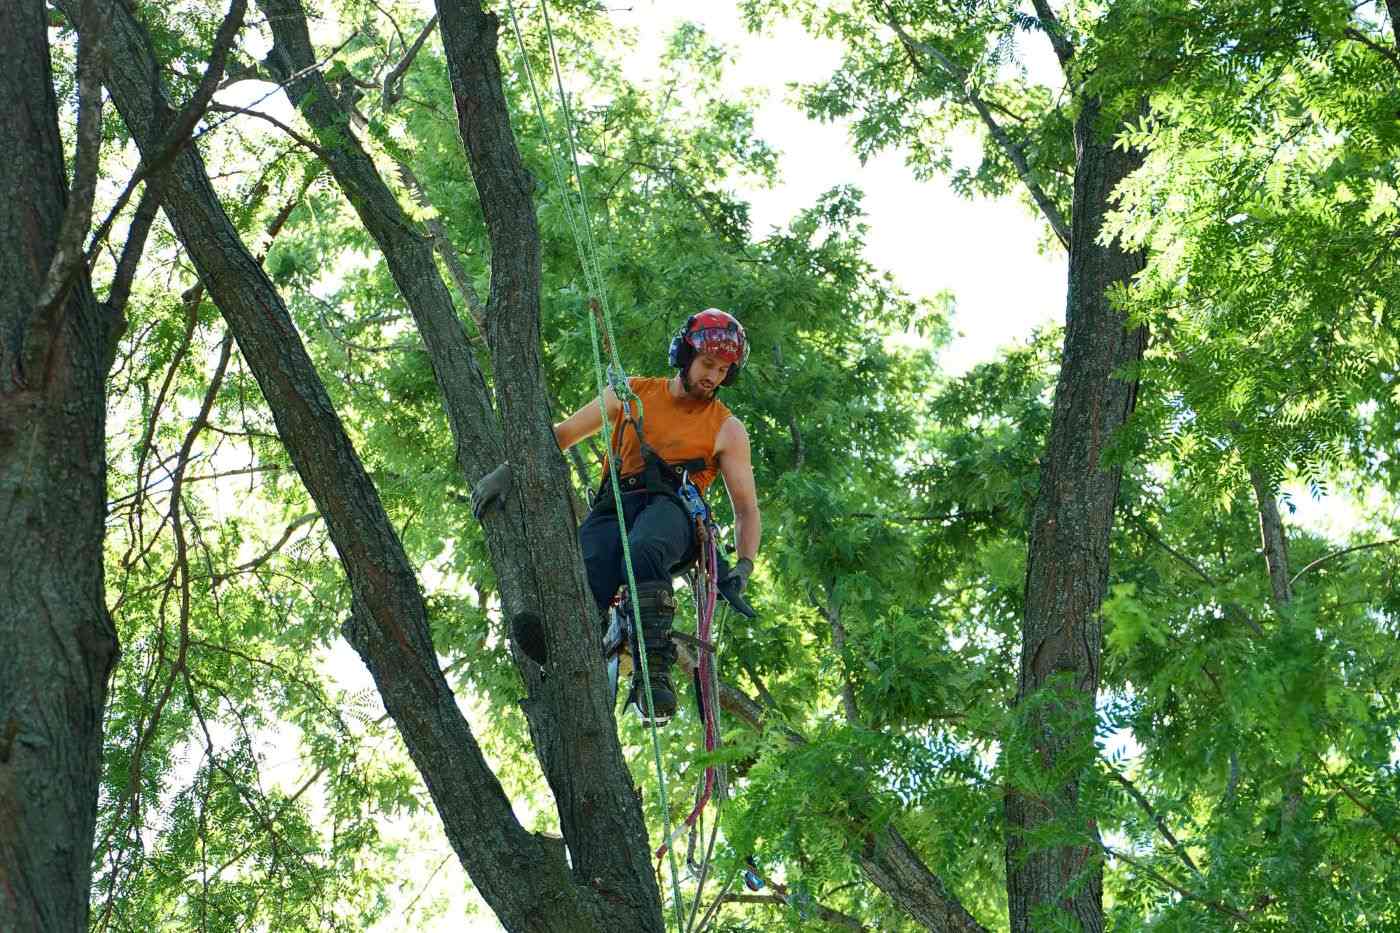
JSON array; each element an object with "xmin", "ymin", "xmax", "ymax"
[{"xmin": 607, "ymin": 377, "xmax": 732, "ymax": 494}]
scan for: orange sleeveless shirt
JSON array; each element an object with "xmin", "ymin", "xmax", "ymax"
[{"xmin": 607, "ymin": 377, "xmax": 732, "ymax": 494}]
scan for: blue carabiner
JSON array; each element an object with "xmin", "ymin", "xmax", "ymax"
[{"xmin": 677, "ymin": 471, "xmax": 709, "ymax": 522}]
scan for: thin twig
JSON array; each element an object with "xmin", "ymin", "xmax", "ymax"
[
  {"xmin": 33, "ymin": 0, "xmax": 110, "ymax": 319},
  {"xmin": 877, "ymin": 2, "xmax": 1071, "ymax": 249},
  {"xmin": 207, "ymin": 102, "xmax": 333, "ymax": 160},
  {"xmin": 1344, "ymin": 26, "xmax": 1400, "ymax": 72},
  {"xmin": 1106, "ymin": 767, "xmax": 1203, "ymax": 879},
  {"xmin": 211, "ymin": 513, "xmax": 319, "ymax": 583},
  {"xmin": 103, "ymin": 181, "xmax": 162, "ymax": 317},
  {"xmin": 1332, "ymin": 778, "xmax": 1400, "ymax": 851},
  {"xmin": 1289, "ymin": 538, "xmax": 1400, "ymax": 587},
  {"xmin": 82, "ymin": 0, "xmax": 248, "ymax": 260},
  {"xmin": 1102, "ymin": 845, "xmax": 1250, "ymax": 923}
]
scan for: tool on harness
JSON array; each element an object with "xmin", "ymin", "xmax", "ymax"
[{"xmin": 743, "ymin": 856, "xmax": 766, "ymax": 892}]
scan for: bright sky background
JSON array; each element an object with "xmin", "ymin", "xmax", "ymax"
[{"xmin": 618, "ymin": 2, "xmax": 1068, "ymax": 377}]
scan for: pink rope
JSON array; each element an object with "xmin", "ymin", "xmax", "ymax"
[{"xmin": 655, "ymin": 528, "xmax": 721, "ymax": 861}]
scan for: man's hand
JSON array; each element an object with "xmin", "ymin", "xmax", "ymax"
[
  {"xmin": 471, "ymin": 462, "xmax": 512, "ymax": 520},
  {"xmin": 722, "ymin": 557, "xmax": 753, "ymax": 593},
  {"xmin": 717, "ymin": 556, "xmax": 756, "ymax": 619}
]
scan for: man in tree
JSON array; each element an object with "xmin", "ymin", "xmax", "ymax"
[{"xmin": 474, "ymin": 309, "xmax": 761, "ymax": 720}]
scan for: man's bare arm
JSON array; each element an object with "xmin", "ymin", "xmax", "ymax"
[
  {"xmin": 554, "ymin": 387, "xmax": 621, "ymax": 451},
  {"xmin": 716, "ymin": 417, "xmax": 760, "ymax": 562}
]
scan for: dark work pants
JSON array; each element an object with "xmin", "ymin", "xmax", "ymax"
[{"xmin": 578, "ymin": 492, "xmax": 693, "ymax": 616}]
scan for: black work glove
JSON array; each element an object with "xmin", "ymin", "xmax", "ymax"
[
  {"xmin": 717, "ymin": 556, "xmax": 756, "ymax": 619},
  {"xmin": 471, "ymin": 462, "xmax": 512, "ymax": 521}
]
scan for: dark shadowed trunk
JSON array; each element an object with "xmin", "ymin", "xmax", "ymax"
[
  {"xmin": 0, "ymin": 3, "xmax": 119, "ymax": 930},
  {"xmin": 1004, "ymin": 93, "xmax": 1148, "ymax": 933}
]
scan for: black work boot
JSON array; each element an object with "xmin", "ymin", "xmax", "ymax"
[{"xmin": 627, "ymin": 581, "xmax": 678, "ymax": 723}]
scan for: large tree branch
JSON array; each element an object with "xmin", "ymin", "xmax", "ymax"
[
  {"xmin": 879, "ymin": 3, "xmax": 1071, "ymax": 249},
  {"xmin": 257, "ymin": 4, "xmax": 658, "ymax": 922},
  {"xmin": 382, "ymin": 13, "xmax": 439, "ymax": 109},
  {"xmin": 72, "ymin": 1, "xmax": 615, "ymax": 928},
  {"xmin": 434, "ymin": 3, "xmax": 669, "ymax": 923},
  {"xmin": 1029, "ymin": 0, "xmax": 1075, "ymax": 69},
  {"xmin": 1006, "ymin": 82, "xmax": 1149, "ymax": 930}
]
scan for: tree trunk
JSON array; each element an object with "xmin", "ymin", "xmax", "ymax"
[
  {"xmin": 433, "ymin": 0, "xmax": 664, "ymax": 914},
  {"xmin": 68, "ymin": 1, "xmax": 643, "ymax": 928},
  {"xmin": 1004, "ymin": 94, "xmax": 1148, "ymax": 933},
  {"xmin": 255, "ymin": 5, "xmax": 661, "ymax": 916},
  {"xmin": 1248, "ymin": 466, "xmax": 1293, "ymax": 605},
  {"xmin": 0, "ymin": 3, "xmax": 119, "ymax": 930}
]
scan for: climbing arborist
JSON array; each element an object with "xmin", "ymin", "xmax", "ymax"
[{"xmin": 471, "ymin": 309, "xmax": 761, "ymax": 719}]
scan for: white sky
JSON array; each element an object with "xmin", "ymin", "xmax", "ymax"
[{"xmin": 616, "ymin": 2, "xmax": 1068, "ymax": 376}]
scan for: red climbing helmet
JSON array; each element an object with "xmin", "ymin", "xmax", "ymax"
[{"xmin": 668, "ymin": 309, "xmax": 749, "ymax": 386}]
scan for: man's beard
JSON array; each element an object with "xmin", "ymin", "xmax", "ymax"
[{"xmin": 680, "ymin": 369, "xmax": 716, "ymax": 400}]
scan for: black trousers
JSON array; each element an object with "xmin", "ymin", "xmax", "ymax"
[{"xmin": 578, "ymin": 492, "xmax": 693, "ymax": 616}]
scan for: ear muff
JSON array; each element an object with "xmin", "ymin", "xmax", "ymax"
[{"xmin": 668, "ymin": 314, "xmax": 699, "ymax": 371}]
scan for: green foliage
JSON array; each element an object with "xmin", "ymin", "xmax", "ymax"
[{"xmin": 80, "ymin": 0, "xmax": 1400, "ymax": 929}]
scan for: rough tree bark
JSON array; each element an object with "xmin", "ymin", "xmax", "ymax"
[
  {"xmin": 253, "ymin": 4, "xmax": 660, "ymax": 915},
  {"xmin": 431, "ymin": 2, "xmax": 665, "ymax": 912},
  {"xmin": 69, "ymin": 0, "xmax": 658, "ymax": 928},
  {"xmin": 1003, "ymin": 73, "xmax": 1149, "ymax": 933},
  {"xmin": 0, "ymin": 3, "xmax": 119, "ymax": 930}
]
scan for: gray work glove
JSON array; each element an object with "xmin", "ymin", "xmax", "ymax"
[
  {"xmin": 717, "ymin": 557, "xmax": 756, "ymax": 619},
  {"xmin": 723, "ymin": 557, "xmax": 754, "ymax": 593},
  {"xmin": 471, "ymin": 462, "xmax": 512, "ymax": 520}
]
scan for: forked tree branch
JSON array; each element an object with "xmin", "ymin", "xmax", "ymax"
[{"xmin": 877, "ymin": 2, "xmax": 1072, "ymax": 249}]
